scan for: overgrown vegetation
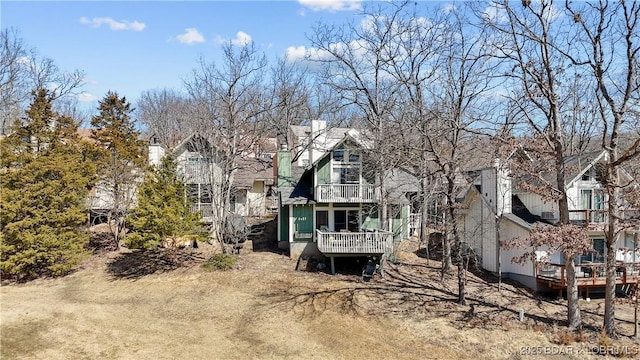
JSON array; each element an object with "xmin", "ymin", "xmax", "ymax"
[
  {"xmin": 125, "ymin": 155, "xmax": 205, "ymax": 249},
  {"xmin": 0, "ymin": 89, "xmax": 96, "ymax": 280}
]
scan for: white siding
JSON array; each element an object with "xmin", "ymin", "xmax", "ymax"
[
  {"xmin": 148, "ymin": 144, "xmax": 165, "ymax": 168},
  {"xmin": 246, "ymin": 180, "xmax": 266, "ymax": 216},
  {"xmin": 500, "ymin": 221, "xmax": 535, "ymax": 277}
]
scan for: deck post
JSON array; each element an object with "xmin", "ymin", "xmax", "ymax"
[{"xmin": 330, "ymin": 256, "xmax": 335, "ymax": 275}]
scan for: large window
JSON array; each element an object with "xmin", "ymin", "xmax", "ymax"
[
  {"xmin": 580, "ymin": 238, "xmax": 605, "ymax": 263},
  {"xmin": 581, "ymin": 189, "xmax": 605, "ymax": 222},
  {"xmin": 185, "ymin": 184, "xmax": 212, "ymax": 204},
  {"xmin": 332, "ymin": 145, "xmax": 360, "ymax": 164},
  {"xmin": 316, "ymin": 210, "xmax": 329, "ymax": 231},
  {"xmin": 332, "ymin": 167, "xmax": 360, "ymax": 184},
  {"xmin": 334, "ymin": 210, "xmax": 360, "ymax": 232}
]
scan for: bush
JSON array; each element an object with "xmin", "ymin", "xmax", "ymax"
[
  {"xmin": 124, "ymin": 233, "xmax": 161, "ymax": 250},
  {"xmin": 202, "ymin": 253, "xmax": 236, "ymax": 271}
]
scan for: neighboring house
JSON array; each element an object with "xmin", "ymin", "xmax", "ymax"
[
  {"xmin": 457, "ymin": 151, "xmax": 640, "ymax": 293},
  {"xmin": 86, "ymin": 129, "xmax": 143, "ymax": 226},
  {"xmin": 275, "ymin": 120, "xmax": 417, "ymax": 273},
  {"xmin": 149, "ymin": 133, "xmax": 277, "ymax": 222},
  {"xmin": 231, "ymin": 158, "xmax": 276, "ymax": 217}
]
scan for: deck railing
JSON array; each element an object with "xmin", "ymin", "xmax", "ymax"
[
  {"xmin": 315, "ymin": 184, "xmax": 379, "ymax": 203},
  {"xmin": 316, "ymin": 230, "xmax": 393, "ymax": 254},
  {"xmin": 536, "ymin": 261, "xmax": 640, "ymax": 286},
  {"xmin": 568, "ymin": 209, "xmax": 607, "ymax": 225}
]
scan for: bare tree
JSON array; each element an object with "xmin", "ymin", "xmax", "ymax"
[
  {"xmin": 184, "ymin": 41, "xmax": 268, "ymax": 252},
  {"xmin": 307, "ymin": 1, "xmax": 409, "ymax": 233},
  {"xmin": 480, "ymin": 0, "xmax": 588, "ymax": 330},
  {"xmin": 265, "ymin": 56, "xmax": 312, "ymax": 150},
  {"xmin": 136, "ymin": 88, "xmax": 195, "ymax": 147},
  {"xmin": 0, "ymin": 28, "xmax": 84, "ymax": 135},
  {"xmin": 395, "ymin": 5, "xmax": 497, "ymax": 304},
  {"xmin": 564, "ymin": 0, "xmax": 640, "ymax": 337}
]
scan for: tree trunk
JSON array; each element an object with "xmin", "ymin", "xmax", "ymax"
[
  {"xmin": 457, "ymin": 254, "xmax": 466, "ymax": 305},
  {"xmin": 564, "ymin": 256, "xmax": 582, "ymax": 330},
  {"xmin": 603, "ymin": 164, "xmax": 620, "ymax": 337},
  {"xmin": 441, "ymin": 194, "xmax": 453, "ymax": 275}
]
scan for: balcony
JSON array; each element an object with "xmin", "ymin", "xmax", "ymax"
[
  {"xmin": 569, "ymin": 209, "xmax": 607, "ymax": 226},
  {"xmin": 316, "ymin": 230, "xmax": 393, "ymax": 254},
  {"xmin": 315, "ymin": 184, "xmax": 379, "ymax": 203},
  {"xmin": 569, "ymin": 209, "xmax": 640, "ymax": 227}
]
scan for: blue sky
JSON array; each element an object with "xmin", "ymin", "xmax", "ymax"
[{"xmin": 2, "ymin": 0, "xmax": 367, "ymax": 110}]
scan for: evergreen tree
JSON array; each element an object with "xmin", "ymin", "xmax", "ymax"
[
  {"xmin": 125, "ymin": 156, "xmax": 204, "ymax": 249},
  {"xmin": 0, "ymin": 88, "xmax": 96, "ymax": 280},
  {"xmin": 90, "ymin": 91, "xmax": 146, "ymax": 248}
]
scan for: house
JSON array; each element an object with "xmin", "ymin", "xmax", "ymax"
[
  {"xmin": 275, "ymin": 120, "xmax": 417, "ymax": 273},
  {"xmin": 86, "ymin": 130, "xmax": 143, "ymax": 226},
  {"xmin": 149, "ymin": 133, "xmax": 277, "ymax": 222},
  {"xmin": 457, "ymin": 151, "xmax": 640, "ymax": 293}
]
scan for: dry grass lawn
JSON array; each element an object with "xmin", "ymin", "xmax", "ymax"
[{"xmin": 1, "ymin": 238, "xmax": 639, "ymax": 360}]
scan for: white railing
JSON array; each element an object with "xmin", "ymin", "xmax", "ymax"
[
  {"xmin": 315, "ymin": 184, "xmax": 379, "ymax": 203},
  {"xmin": 316, "ymin": 230, "xmax": 393, "ymax": 254}
]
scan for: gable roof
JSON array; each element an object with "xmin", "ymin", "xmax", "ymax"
[
  {"xmin": 233, "ymin": 158, "xmax": 274, "ymax": 189},
  {"xmin": 306, "ymin": 131, "xmax": 372, "ymax": 171},
  {"xmin": 564, "ymin": 150, "xmax": 608, "ymax": 188}
]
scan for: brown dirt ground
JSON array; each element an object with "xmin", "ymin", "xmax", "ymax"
[{"xmin": 1, "ymin": 237, "xmax": 639, "ymax": 360}]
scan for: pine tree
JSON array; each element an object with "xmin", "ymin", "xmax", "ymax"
[
  {"xmin": 125, "ymin": 156, "xmax": 204, "ymax": 249},
  {"xmin": 90, "ymin": 91, "xmax": 146, "ymax": 248},
  {"xmin": 0, "ymin": 88, "xmax": 96, "ymax": 280}
]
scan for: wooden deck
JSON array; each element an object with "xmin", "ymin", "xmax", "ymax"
[
  {"xmin": 316, "ymin": 230, "xmax": 393, "ymax": 255},
  {"xmin": 536, "ymin": 262, "xmax": 640, "ymax": 294}
]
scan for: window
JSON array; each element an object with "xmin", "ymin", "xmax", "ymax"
[
  {"xmin": 316, "ymin": 210, "xmax": 329, "ymax": 230},
  {"xmin": 186, "ymin": 184, "xmax": 199, "ymax": 203},
  {"xmin": 332, "ymin": 149, "xmax": 344, "ymax": 162},
  {"xmin": 332, "ymin": 167, "xmax": 360, "ymax": 184},
  {"xmin": 580, "ymin": 238, "xmax": 605, "ymax": 263},
  {"xmin": 334, "ymin": 210, "xmax": 360, "ymax": 232},
  {"xmin": 332, "ymin": 145, "xmax": 360, "ymax": 164},
  {"xmin": 200, "ymin": 185, "xmax": 213, "ymax": 204},
  {"xmin": 348, "ymin": 151, "xmax": 360, "ymax": 163}
]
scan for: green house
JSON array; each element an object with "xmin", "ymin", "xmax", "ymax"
[{"xmin": 276, "ymin": 126, "xmax": 417, "ymax": 273}]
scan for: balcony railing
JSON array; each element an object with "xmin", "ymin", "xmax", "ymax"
[
  {"xmin": 569, "ymin": 209, "xmax": 640, "ymax": 227},
  {"xmin": 315, "ymin": 184, "xmax": 379, "ymax": 203},
  {"xmin": 569, "ymin": 209, "xmax": 607, "ymax": 226},
  {"xmin": 316, "ymin": 230, "xmax": 393, "ymax": 254},
  {"xmin": 536, "ymin": 261, "xmax": 640, "ymax": 287}
]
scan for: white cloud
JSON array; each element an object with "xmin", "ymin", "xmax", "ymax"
[
  {"xmin": 298, "ymin": 0, "xmax": 362, "ymax": 12},
  {"xmin": 441, "ymin": 4, "xmax": 457, "ymax": 15},
  {"xmin": 286, "ymin": 46, "xmax": 308, "ymax": 61},
  {"xmin": 77, "ymin": 92, "xmax": 98, "ymax": 103},
  {"xmin": 285, "ymin": 45, "xmax": 332, "ymax": 62},
  {"xmin": 176, "ymin": 28, "xmax": 205, "ymax": 44},
  {"xmin": 481, "ymin": 4, "xmax": 508, "ymax": 23},
  {"xmin": 231, "ymin": 31, "xmax": 252, "ymax": 46},
  {"xmin": 80, "ymin": 17, "xmax": 145, "ymax": 31}
]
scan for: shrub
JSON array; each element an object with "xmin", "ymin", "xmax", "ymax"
[{"xmin": 202, "ymin": 253, "xmax": 236, "ymax": 271}]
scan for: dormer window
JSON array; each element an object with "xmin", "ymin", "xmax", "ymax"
[
  {"xmin": 581, "ymin": 165, "xmax": 604, "ymax": 182},
  {"xmin": 332, "ymin": 145, "xmax": 360, "ymax": 164},
  {"xmin": 333, "ymin": 149, "xmax": 344, "ymax": 162}
]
